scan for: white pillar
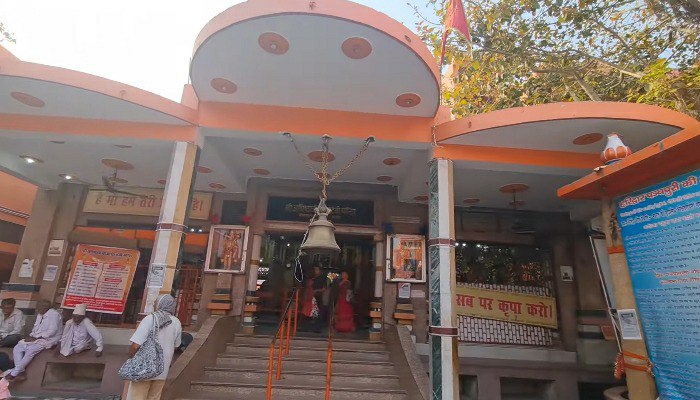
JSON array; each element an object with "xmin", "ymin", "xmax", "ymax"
[{"xmin": 143, "ymin": 141, "xmax": 198, "ymax": 313}]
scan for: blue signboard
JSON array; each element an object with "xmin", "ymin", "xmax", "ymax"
[{"xmin": 616, "ymin": 170, "xmax": 700, "ymax": 399}]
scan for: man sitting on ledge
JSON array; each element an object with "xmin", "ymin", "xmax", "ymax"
[
  {"xmin": 6, "ymin": 299, "xmax": 63, "ymax": 382},
  {"xmin": 59, "ymin": 304, "xmax": 103, "ymax": 357},
  {"xmin": 0, "ymin": 298, "xmax": 25, "ymax": 348}
]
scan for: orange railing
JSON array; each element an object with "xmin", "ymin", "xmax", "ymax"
[
  {"xmin": 266, "ymin": 286, "xmax": 300, "ymax": 400},
  {"xmin": 325, "ymin": 299, "xmax": 336, "ymax": 400}
]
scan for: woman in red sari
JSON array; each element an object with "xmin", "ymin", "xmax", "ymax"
[{"xmin": 335, "ymin": 271, "xmax": 356, "ymax": 332}]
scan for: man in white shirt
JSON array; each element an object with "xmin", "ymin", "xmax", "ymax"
[
  {"xmin": 7, "ymin": 299, "xmax": 63, "ymax": 381},
  {"xmin": 0, "ymin": 298, "xmax": 25, "ymax": 348},
  {"xmin": 59, "ymin": 304, "xmax": 103, "ymax": 357}
]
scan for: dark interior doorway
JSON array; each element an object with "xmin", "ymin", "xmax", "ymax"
[{"xmin": 255, "ymin": 233, "xmax": 375, "ymax": 339}]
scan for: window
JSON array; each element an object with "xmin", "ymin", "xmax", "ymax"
[{"xmin": 455, "ymin": 242, "xmax": 553, "ymax": 289}]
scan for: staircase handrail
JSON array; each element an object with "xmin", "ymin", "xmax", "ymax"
[
  {"xmin": 266, "ymin": 286, "xmax": 299, "ymax": 400},
  {"xmin": 325, "ymin": 296, "xmax": 335, "ymax": 400}
]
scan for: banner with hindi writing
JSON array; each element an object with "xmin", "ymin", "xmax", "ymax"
[
  {"xmin": 455, "ymin": 285, "xmax": 557, "ymax": 329},
  {"xmin": 62, "ymin": 244, "xmax": 140, "ymax": 314},
  {"xmin": 83, "ymin": 189, "xmax": 212, "ymax": 220}
]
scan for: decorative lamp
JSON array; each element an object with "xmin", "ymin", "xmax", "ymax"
[{"xmin": 601, "ymin": 133, "xmax": 632, "ymax": 165}]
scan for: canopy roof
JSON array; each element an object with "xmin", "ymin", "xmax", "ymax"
[{"xmin": 0, "ymin": 0, "xmax": 697, "ymax": 214}]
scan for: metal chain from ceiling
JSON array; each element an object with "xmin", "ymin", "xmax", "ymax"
[{"xmin": 282, "ymin": 132, "xmax": 374, "ymax": 202}]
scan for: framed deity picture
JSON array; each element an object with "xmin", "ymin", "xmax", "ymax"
[
  {"xmin": 386, "ymin": 234, "xmax": 426, "ymax": 283},
  {"xmin": 205, "ymin": 225, "xmax": 249, "ymax": 274}
]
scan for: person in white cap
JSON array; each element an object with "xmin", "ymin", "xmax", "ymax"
[{"xmin": 59, "ymin": 304, "xmax": 103, "ymax": 358}]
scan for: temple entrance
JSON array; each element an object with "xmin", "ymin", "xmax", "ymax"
[{"xmin": 254, "ymin": 232, "xmax": 375, "ymax": 339}]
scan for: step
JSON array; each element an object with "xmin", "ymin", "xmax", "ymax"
[
  {"xmin": 234, "ymin": 335, "xmax": 386, "ymax": 351},
  {"xmin": 187, "ymin": 381, "xmax": 407, "ymax": 400},
  {"xmin": 203, "ymin": 367, "xmax": 401, "ymax": 389},
  {"xmin": 225, "ymin": 344, "xmax": 390, "ymax": 362},
  {"xmin": 216, "ymin": 355, "xmax": 397, "ymax": 375}
]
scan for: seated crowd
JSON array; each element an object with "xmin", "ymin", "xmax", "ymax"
[{"xmin": 0, "ymin": 299, "xmax": 103, "ymax": 382}]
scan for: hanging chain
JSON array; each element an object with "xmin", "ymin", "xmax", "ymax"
[{"xmin": 283, "ymin": 132, "xmax": 374, "ymax": 201}]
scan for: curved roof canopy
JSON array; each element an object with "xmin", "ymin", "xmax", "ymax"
[{"xmin": 190, "ymin": 0, "xmax": 440, "ymax": 117}]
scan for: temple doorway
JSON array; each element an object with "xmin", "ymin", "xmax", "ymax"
[{"xmin": 254, "ymin": 233, "xmax": 375, "ymax": 339}]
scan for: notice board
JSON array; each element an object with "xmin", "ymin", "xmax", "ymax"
[
  {"xmin": 616, "ymin": 170, "xmax": 700, "ymax": 399},
  {"xmin": 62, "ymin": 244, "xmax": 140, "ymax": 314}
]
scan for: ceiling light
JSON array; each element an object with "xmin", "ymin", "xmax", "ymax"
[
  {"xmin": 59, "ymin": 174, "xmax": 73, "ymax": 180},
  {"xmin": 20, "ymin": 155, "xmax": 42, "ymax": 164}
]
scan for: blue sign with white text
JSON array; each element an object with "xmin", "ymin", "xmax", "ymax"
[{"xmin": 616, "ymin": 170, "xmax": 700, "ymax": 399}]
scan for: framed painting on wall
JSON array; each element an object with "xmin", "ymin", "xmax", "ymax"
[
  {"xmin": 386, "ymin": 234, "xmax": 426, "ymax": 283},
  {"xmin": 205, "ymin": 225, "xmax": 249, "ymax": 274}
]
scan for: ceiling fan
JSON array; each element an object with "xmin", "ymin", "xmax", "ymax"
[
  {"xmin": 507, "ymin": 189, "xmax": 536, "ymax": 235},
  {"xmin": 100, "ymin": 169, "xmax": 148, "ymax": 198}
]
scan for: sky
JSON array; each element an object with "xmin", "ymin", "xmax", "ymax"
[{"xmin": 0, "ymin": 0, "xmax": 431, "ymax": 102}]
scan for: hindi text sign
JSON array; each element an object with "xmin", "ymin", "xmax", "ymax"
[
  {"xmin": 83, "ymin": 189, "xmax": 212, "ymax": 220},
  {"xmin": 616, "ymin": 170, "xmax": 700, "ymax": 399},
  {"xmin": 455, "ymin": 285, "xmax": 558, "ymax": 329},
  {"xmin": 62, "ymin": 244, "xmax": 140, "ymax": 314}
]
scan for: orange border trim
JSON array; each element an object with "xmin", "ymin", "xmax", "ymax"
[
  {"xmin": 433, "ymin": 144, "xmax": 599, "ymax": 170},
  {"xmin": 0, "ymin": 57, "xmax": 197, "ymax": 125},
  {"xmin": 0, "ymin": 113, "xmax": 197, "ymax": 142},
  {"xmin": 191, "ymin": 0, "xmax": 440, "ymax": 116},
  {"xmin": 435, "ymin": 102, "xmax": 698, "ymax": 143},
  {"xmin": 198, "ymin": 101, "xmax": 435, "ymax": 142},
  {"xmin": 559, "ymin": 123, "xmax": 700, "ymax": 200}
]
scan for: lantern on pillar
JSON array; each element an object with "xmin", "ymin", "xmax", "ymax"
[{"xmin": 284, "ymin": 133, "xmax": 373, "ymax": 260}]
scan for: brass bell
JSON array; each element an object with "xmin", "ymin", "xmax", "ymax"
[{"xmin": 300, "ymin": 199, "xmax": 340, "ymax": 256}]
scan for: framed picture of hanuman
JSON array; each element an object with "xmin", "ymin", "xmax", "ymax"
[
  {"xmin": 386, "ymin": 234, "xmax": 426, "ymax": 283},
  {"xmin": 205, "ymin": 225, "xmax": 249, "ymax": 274}
]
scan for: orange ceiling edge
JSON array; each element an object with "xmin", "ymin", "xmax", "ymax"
[{"xmin": 558, "ymin": 122, "xmax": 700, "ymax": 200}]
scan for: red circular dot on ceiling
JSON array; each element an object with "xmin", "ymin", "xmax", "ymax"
[
  {"xmin": 210, "ymin": 78, "xmax": 237, "ymax": 94},
  {"xmin": 414, "ymin": 195, "xmax": 428, "ymax": 201},
  {"xmin": 573, "ymin": 133, "xmax": 604, "ymax": 145},
  {"xmin": 308, "ymin": 151, "xmax": 336, "ymax": 162},
  {"xmin": 376, "ymin": 175, "xmax": 392, "ymax": 182},
  {"xmin": 258, "ymin": 32, "xmax": 290, "ymax": 55},
  {"xmin": 341, "ymin": 37, "xmax": 372, "ymax": 59},
  {"xmin": 209, "ymin": 183, "xmax": 226, "ymax": 189},
  {"xmin": 244, "ymin": 148, "xmax": 263, "ymax": 156},
  {"xmin": 11, "ymin": 92, "xmax": 45, "ymax": 108},
  {"xmin": 383, "ymin": 157, "xmax": 402, "ymax": 166},
  {"xmin": 499, "ymin": 183, "xmax": 530, "ymax": 193},
  {"xmin": 253, "ymin": 168, "xmax": 270, "ymax": 176},
  {"xmin": 197, "ymin": 166, "xmax": 212, "ymax": 174},
  {"xmin": 463, "ymin": 198, "xmax": 480, "ymax": 204},
  {"xmin": 101, "ymin": 158, "xmax": 134, "ymax": 170},
  {"xmin": 157, "ymin": 179, "xmax": 167, "ymax": 185},
  {"xmin": 396, "ymin": 93, "xmax": 421, "ymax": 108}
]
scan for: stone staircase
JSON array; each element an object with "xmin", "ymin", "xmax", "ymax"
[{"xmin": 178, "ymin": 334, "xmax": 409, "ymax": 399}]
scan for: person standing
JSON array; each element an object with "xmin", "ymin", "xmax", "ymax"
[
  {"xmin": 312, "ymin": 266, "xmax": 327, "ymax": 333},
  {"xmin": 0, "ymin": 299, "xmax": 25, "ymax": 348},
  {"xmin": 59, "ymin": 304, "xmax": 103, "ymax": 357},
  {"xmin": 334, "ymin": 271, "xmax": 356, "ymax": 333},
  {"xmin": 124, "ymin": 294, "xmax": 181, "ymax": 400},
  {"xmin": 7, "ymin": 299, "xmax": 62, "ymax": 381}
]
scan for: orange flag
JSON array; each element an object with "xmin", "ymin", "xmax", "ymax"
[{"xmin": 440, "ymin": 0, "xmax": 471, "ymax": 66}]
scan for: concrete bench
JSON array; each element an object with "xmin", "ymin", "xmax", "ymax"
[{"xmin": 1, "ymin": 344, "xmax": 129, "ymax": 397}]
